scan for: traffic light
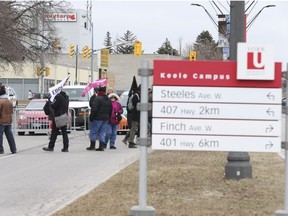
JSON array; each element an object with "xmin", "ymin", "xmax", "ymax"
[
  {"xmin": 54, "ymin": 37, "xmax": 59, "ymax": 49},
  {"xmin": 134, "ymin": 41, "xmax": 142, "ymax": 56},
  {"xmin": 87, "ymin": 48, "xmax": 91, "ymax": 58},
  {"xmin": 82, "ymin": 46, "xmax": 88, "ymax": 59},
  {"xmin": 36, "ymin": 67, "xmax": 42, "ymax": 76},
  {"xmin": 45, "ymin": 67, "xmax": 50, "ymax": 76},
  {"xmin": 190, "ymin": 51, "xmax": 197, "ymax": 61},
  {"xmin": 69, "ymin": 43, "xmax": 74, "ymax": 57}
]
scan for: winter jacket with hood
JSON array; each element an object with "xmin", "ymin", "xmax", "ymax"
[{"xmin": 90, "ymin": 91, "xmax": 112, "ymax": 121}]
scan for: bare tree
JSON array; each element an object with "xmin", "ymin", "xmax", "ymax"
[
  {"xmin": 0, "ymin": 1, "xmax": 71, "ymax": 74},
  {"xmin": 182, "ymin": 42, "xmax": 195, "ymax": 59}
]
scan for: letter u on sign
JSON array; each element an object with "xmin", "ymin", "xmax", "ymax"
[{"xmin": 247, "ymin": 52, "xmax": 265, "ymax": 70}]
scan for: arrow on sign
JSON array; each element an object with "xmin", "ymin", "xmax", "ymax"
[
  {"xmin": 265, "ymin": 141, "xmax": 274, "ymax": 149},
  {"xmin": 266, "ymin": 108, "xmax": 274, "ymax": 116},
  {"xmin": 266, "ymin": 92, "xmax": 275, "ymax": 101},
  {"xmin": 265, "ymin": 124, "xmax": 274, "ymax": 133}
]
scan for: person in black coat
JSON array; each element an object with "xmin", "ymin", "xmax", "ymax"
[
  {"xmin": 86, "ymin": 86, "xmax": 112, "ymax": 151},
  {"xmin": 126, "ymin": 85, "xmax": 141, "ymax": 148},
  {"xmin": 43, "ymin": 91, "xmax": 70, "ymax": 152}
]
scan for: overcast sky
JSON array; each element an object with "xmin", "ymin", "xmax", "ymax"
[{"xmin": 70, "ymin": 0, "xmax": 288, "ymax": 70}]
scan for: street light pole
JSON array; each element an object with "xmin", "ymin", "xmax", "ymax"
[
  {"xmin": 91, "ymin": 22, "xmax": 94, "ymax": 83},
  {"xmin": 225, "ymin": 1, "xmax": 252, "ymax": 180},
  {"xmin": 246, "ymin": 5, "xmax": 276, "ymax": 31},
  {"xmin": 83, "ymin": 1, "xmax": 94, "ymax": 83}
]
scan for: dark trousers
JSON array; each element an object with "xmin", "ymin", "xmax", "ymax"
[
  {"xmin": 0, "ymin": 124, "xmax": 16, "ymax": 153},
  {"xmin": 48, "ymin": 120, "xmax": 69, "ymax": 150}
]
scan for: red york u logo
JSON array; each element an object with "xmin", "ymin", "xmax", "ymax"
[{"xmin": 247, "ymin": 52, "xmax": 265, "ymax": 70}]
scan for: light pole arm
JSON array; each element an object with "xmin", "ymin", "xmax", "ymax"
[
  {"xmin": 191, "ymin": 3, "xmax": 218, "ymax": 30},
  {"xmin": 246, "ymin": 5, "xmax": 276, "ymax": 30},
  {"xmin": 92, "ymin": 41, "xmax": 134, "ymax": 53}
]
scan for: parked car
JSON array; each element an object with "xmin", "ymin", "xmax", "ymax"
[
  {"xmin": 17, "ymin": 99, "xmax": 49, "ymax": 135},
  {"xmin": 118, "ymin": 90, "xmax": 129, "ymax": 134},
  {"xmin": 63, "ymin": 85, "xmax": 94, "ymax": 130},
  {"xmin": 6, "ymin": 86, "xmax": 18, "ymax": 108}
]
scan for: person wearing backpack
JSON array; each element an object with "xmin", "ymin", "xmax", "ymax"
[
  {"xmin": 126, "ymin": 84, "xmax": 141, "ymax": 148},
  {"xmin": 104, "ymin": 93, "xmax": 123, "ymax": 149}
]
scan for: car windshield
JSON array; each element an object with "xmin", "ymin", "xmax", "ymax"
[
  {"xmin": 64, "ymin": 89, "xmax": 89, "ymax": 101},
  {"xmin": 26, "ymin": 101, "xmax": 46, "ymax": 109}
]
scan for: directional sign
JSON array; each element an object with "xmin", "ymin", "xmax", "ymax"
[
  {"xmin": 153, "ymin": 86, "xmax": 282, "ymax": 104},
  {"xmin": 153, "ymin": 102, "xmax": 281, "ymax": 120},
  {"xmin": 152, "ymin": 60, "xmax": 282, "ymax": 153},
  {"xmin": 152, "ymin": 134, "xmax": 280, "ymax": 153},
  {"xmin": 152, "ymin": 118, "xmax": 281, "ymax": 136}
]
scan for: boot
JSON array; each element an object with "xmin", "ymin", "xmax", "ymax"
[
  {"xmin": 95, "ymin": 142, "xmax": 105, "ymax": 151},
  {"xmin": 128, "ymin": 142, "xmax": 137, "ymax": 148},
  {"xmin": 86, "ymin": 141, "xmax": 96, "ymax": 150}
]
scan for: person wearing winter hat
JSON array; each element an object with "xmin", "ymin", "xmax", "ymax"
[
  {"xmin": 107, "ymin": 87, "xmax": 114, "ymax": 96},
  {"xmin": 0, "ymin": 84, "xmax": 17, "ymax": 154},
  {"xmin": 104, "ymin": 93, "xmax": 123, "ymax": 149},
  {"xmin": 87, "ymin": 86, "xmax": 112, "ymax": 151}
]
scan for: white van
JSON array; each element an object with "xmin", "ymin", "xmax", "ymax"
[{"xmin": 63, "ymin": 85, "xmax": 94, "ymax": 129}]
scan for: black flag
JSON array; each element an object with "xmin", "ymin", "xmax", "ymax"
[{"xmin": 128, "ymin": 76, "xmax": 138, "ymax": 97}]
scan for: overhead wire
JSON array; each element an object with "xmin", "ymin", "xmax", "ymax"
[
  {"xmin": 209, "ymin": 1, "xmax": 218, "ymax": 15},
  {"xmin": 216, "ymin": 0, "xmax": 229, "ymax": 14}
]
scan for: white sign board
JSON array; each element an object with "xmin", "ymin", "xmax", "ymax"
[
  {"xmin": 152, "ymin": 118, "xmax": 281, "ymax": 136},
  {"xmin": 237, "ymin": 43, "xmax": 274, "ymax": 80},
  {"xmin": 152, "ymin": 135, "xmax": 280, "ymax": 152},
  {"xmin": 152, "ymin": 102, "xmax": 281, "ymax": 120},
  {"xmin": 153, "ymin": 86, "xmax": 281, "ymax": 104},
  {"xmin": 152, "ymin": 59, "xmax": 282, "ymax": 153}
]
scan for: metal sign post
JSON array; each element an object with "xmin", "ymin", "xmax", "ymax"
[
  {"xmin": 130, "ymin": 61, "xmax": 155, "ymax": 216},
  {"xmin": 275, "ymin": 72, "xmax": 288, "ymax": 216}
]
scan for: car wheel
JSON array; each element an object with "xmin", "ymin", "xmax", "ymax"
[
  {"xmin": 18, "ymin": 132, "xmax": 25, "ymax": 135},
  {"xmin": 28, "ymin": 132, "xmax": 35, "ymax": 135}
]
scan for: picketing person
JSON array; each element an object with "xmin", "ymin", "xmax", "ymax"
[{"xmin": 43, "ymin": 91, "xmax": 70, "ymax": 152}]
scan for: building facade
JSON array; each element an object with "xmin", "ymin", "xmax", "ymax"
[{"xmin": 0, "ymin": 8, "xmax": 182, "ymax": 100}]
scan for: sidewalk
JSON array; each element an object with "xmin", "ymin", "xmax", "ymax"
[{"xmin": 0, "ymin": 131, "xmax": 142, "ymax": 216}]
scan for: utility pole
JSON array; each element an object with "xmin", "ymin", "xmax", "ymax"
[
  {"xmin": 85, "ymin": 0, "xmax": 94, "ymax": 83},
  {"xmin": 75, "ymin": 45, "xmax": 78, "ymax": 85},
  {"xmin": 225, "ymin": 1, "xmax": 252, "ymax": 179},
  {"xmin": 91, "ymin": 22, "xmax": 94, "ymax": 83}
]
